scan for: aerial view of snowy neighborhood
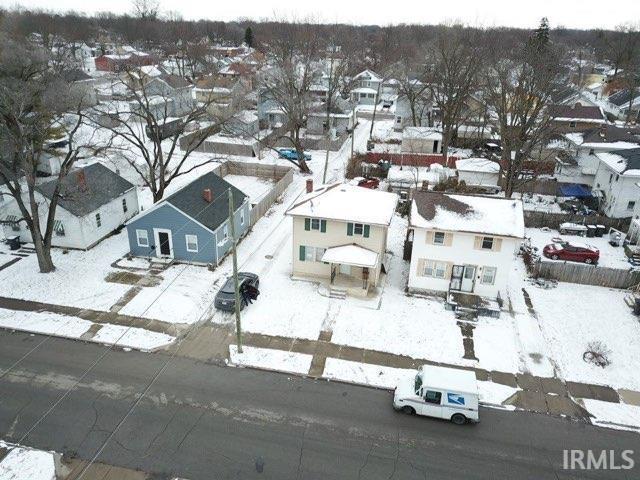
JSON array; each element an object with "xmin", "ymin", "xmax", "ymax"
[{"xmin": 1, "ymin": 0, "xmax": 640, "ymax": 478}]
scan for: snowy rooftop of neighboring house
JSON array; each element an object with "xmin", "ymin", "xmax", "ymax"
[
  {"xmin": 353, "ymin": 69, "xmax": 382, "ymax": 82},
  {"xmin": 410, "ymin": 191, "xmax": 525, "ymax": 238},
  {"xmin": 351, "ymin": 87, "xmax": 378, "ymax": 94},
  {"xmin": 286, "ymin": 183, "xmax": 398, "ymax": 226},
  {"xmin": 36, "ymin": 163, "xmax": 134, "ymax": 218},
  {"xmin": 547, "ymin": 104, "xmax": 606, "ymax": 123},
  {"xmin": 608, "ymin": 89, "xmax": 640, "ymax": 107},
  {"xmin": 402, "ymin": 127, "xmax": 442, "ymax": 141},
  {"xmin": 233, "ymin": 110, "xmax": 258, "ymax": 123},
  {"xmin": 597, "ymin": 148, "xmax": 640, "ymax": 176},
  {"xmin": 565, "ymin": 126, "xmax": 640, "ymax": 150},
  {"xmin": 321, "ymin": 244, "xmax": 379, "ymax": 268},
  {"xmin": 455, "ymin": 158, "xmax": 500, "ymax": 173},
  {"xmin": 386, "ymin": 165, "xmax": 446, "ymax": 185}
]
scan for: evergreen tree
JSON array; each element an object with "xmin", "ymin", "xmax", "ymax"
[
  {"xmin": 532, "ymin": 17, "xmax": 550, "ymax": 51},
  {"xmin": 244, "ymin": 26, "xmax": 254, "ymax": 48}
]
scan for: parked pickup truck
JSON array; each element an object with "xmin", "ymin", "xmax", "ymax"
[
  {"xmin": 393, "ymin": 365, "xmax": 479, "ymax": 425},
  {"xmin": 276, "ymin": 148, "xmax": 312, "ymax": 162}
]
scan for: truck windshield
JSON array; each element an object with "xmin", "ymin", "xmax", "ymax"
[{"xmin": 414, "ymin": 374, "xmax": 422, "ymax": 394}]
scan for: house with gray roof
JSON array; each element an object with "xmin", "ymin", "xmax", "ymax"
[
  {"xmin": 125, "ymin": 171, "xmax": 250, "ymax": 265},
  {"xmin": 1, "ymin": 163, "xmax": 139, "ymax": 249}
]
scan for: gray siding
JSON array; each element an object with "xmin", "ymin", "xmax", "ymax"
[
  {"xmin": 126, "ymin": 200, "xmax": 251, "ymax": 265},
  {"xmin": 126, "ymin": 203, "xmax": 217, "ymax": 264}
]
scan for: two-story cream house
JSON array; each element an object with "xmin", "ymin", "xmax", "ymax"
[
  {"xmin": 285, "ymin": 181, "xmax": 398, "ymax": 297},
  {"xmin": 407, "ymin": 191, "xmax": 524, "ymax": 303}
]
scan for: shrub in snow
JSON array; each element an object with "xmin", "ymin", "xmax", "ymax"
[{"xmin": 583, "ymin": 341, "xmax": 612, "ymax": 368}]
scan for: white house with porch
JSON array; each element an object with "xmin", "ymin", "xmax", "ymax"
[
  {"xmin": 285, "ymin": 181, "xmax": 397, "ymax": 298},
  {"xmin": 407, "ymin": 191, "xmax": 524, "ymax": 309}
]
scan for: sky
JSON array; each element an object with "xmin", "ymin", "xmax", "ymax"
[{"xmin": 5, "ymin": 0, "xmax": 640, "ymax": 30}]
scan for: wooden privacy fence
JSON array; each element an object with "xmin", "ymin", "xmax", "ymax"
[
  {"xmin": 533, "ymin": 260, "xmax": 640, "ymax": 289},
  {"xmin": 524, "ymin": 211, "xmax": 630, "ymax": 231},
  {"xmin": 213, "ymin": 161, "xmax": 294, "ymax": 227}
]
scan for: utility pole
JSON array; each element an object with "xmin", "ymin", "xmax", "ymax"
[{"xmin": 228, "ymin": 188, "xmax": 242, "ymax": 353}]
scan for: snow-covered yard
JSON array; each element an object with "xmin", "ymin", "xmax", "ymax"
[
  {"xmin": 0, "ymin": 441, "xmax": 56, "ymax": 480},
  {"xmin": 224, "ymin": 174, "xmax": 274, "ymax": 203},
  {"xmin": 526, "ymin": 227, "xmax": 631, "ymax": 269}
]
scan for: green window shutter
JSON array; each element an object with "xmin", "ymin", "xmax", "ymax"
[
  {"xmin": 320, "ymin": 219, "xmax": 327, "ymax": 233},
  {"xmin": 299, "ymin": 245, "xmax": 306, "ymax": 261},
  {"xmin": 347, "ymin": 222, "xmax": 353, "ymax": 236},
  {"xmin": 363, "ymin": 224, "xmax": 370, "ymax": 238},
  {"xmin": 304, "ymin": 218, "xmax": 310, "ymax": 231}
]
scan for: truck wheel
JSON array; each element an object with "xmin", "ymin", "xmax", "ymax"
[
  {"xmin": 451, "ymin": 413, "xmax": 467, "ymax": 425},
  {"xmin": 401, "ymin": 406, "xmax": 415, "ymax": 415}
]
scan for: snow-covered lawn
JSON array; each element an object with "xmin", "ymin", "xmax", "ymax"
[
  {"xmin": 526, "ymin": 227, "xmax": 631, "ymax": 269},
  {"xmin": 0, "ymin": 441, "xmax": 56, "ymax": 480},
  {"xmin": 0, "ymin": 233, "xmax": 131, "ymax": 312},
  {"xmin": 581, "ymin": 399, "xmax": 640, "ymax": 432},
  {"xmin": 228, "ymin": 345, "xmax": 312, "ymax": 374},
  {"xmin": 0, "ymin": 309, "xmax": 175, "ymax": 351},
  {"xmin": 224, "ymin": 174, "xmax": 274, "ymax": 203},
  {"xmin": 526, "ymin": 280, "xmax": 640, "ymax": 391}
]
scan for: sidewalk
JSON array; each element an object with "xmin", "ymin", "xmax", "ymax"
[{"xmin": 175, "ymin": 322, "xmax": 640, "ymax": 421}]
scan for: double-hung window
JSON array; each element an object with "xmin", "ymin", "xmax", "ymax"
[
  {"xmin": 433, "ymin": 231, "xmax": 445, "ymax": 245},
  {"xmin": 481, "ymin": 236, "xmax": 494, "ymax": 250},
  {"xmin": 422, "ymin": 260, "xmax": 447, "ymax": 279},
  {"xmin": 481, "ymin": 266, "xmax": 497, "ymax": 285},
  {"xmin": 136, "ymin": 229, "xmax": 149, "ymax": 247},
  {"xmin": 95, "ymin": 213, "xmax": 102, "ymax": 228},
  {"xmin": 185, "ymin": 234, "xmax": 198, "ymax": 252}
]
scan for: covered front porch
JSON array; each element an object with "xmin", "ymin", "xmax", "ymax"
[{"xmin": 322, "ymin": 244, "xmax": 380, "ymax": 298}]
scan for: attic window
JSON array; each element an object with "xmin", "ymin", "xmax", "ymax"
[{"xmin": 54, "ymin": 220, "xmax": 65, "ymax": 237}]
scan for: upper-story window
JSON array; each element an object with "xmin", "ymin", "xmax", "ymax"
[
  {"xmin": 433, "ymin": 231, "xmax": 446, "ymax": 245},
  {"xmin": 481, "ymin": 237, "xmax": 494, "ymax": 250}
]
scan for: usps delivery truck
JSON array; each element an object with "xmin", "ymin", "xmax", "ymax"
[{"xmin": 393, "ymin": 365, "xmax": 479, "ymax": 425}]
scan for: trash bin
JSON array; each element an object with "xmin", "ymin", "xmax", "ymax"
[
  {"xmin": 6, "ymin": 235, "xmax": 20, "ymax": 251},
  {"xmin": 595, "ymin": 225, "xmax": 606, "ymax": 237},
  {"xmin": 586, "ymin": 225, "xmax": 596, "ymax": 237}
]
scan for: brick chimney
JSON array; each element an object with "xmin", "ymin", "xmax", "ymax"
[
  {"xmin": 203, "ymin": 188, "xmax": 213, "ymax": 203},
  {"xmin": 306, "ymin": 179, "xmax": 313, "ymax": 193},
  {"xmin": 76, "ymin": 169, "xmax": 87, "ymax": 191}
]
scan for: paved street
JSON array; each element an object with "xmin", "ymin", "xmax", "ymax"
[{"xmin": 1, "ymin": 330, "xmax": 639, "ymax": 480}]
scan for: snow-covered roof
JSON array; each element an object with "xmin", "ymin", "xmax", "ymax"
[
  {"xmin": 597, "ymin": 149, "xmax": 640, "ymax": 176},
  {"xmin": 286, "ymin": 183, "xmax": 398, "ymax": 226},
  {"xmin": 321, "ymin": 244, "xmax": 379, "ymax": 268},
  {"xmin": 402, "ymin": 127, "xmax": 442, "ymax": 141},
  {"xmin": 351, "ymin": 87, "xmax": 378, "ymax": 94},
  {"xmin": 410, "ymin": 191, "xmax": 524, "ymax": 238},
  {"xmin": 455, "ymin": 158, "xmax": 500, "ymax": 174},
  {"xmin": 353, "ymin": 69, "xmax": 382, "ymax": 82}
]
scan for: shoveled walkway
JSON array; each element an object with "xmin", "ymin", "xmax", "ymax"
[
  {"xmin": 0, "ymin": 296, "xmax": 188, "ymax": 337},
  {"xmin": 174, "ymin": 323, "xmax": 637, "ymax": 421}
]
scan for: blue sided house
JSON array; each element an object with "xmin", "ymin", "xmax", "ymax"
[{"xmin": 126, "ymin": 171, "xmax": 250, "ymax": 265}]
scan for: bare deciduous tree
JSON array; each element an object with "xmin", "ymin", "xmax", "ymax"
[
  {"xmin": 483, "ymin": 25, "xmax": 563, "ymax": 198},
  {"xmin": 0, "ymin": 37, "xmax": 104, "ymax": 272},
  {"xmin": 95, "ymin": 68, "xmax": 238, "ymax": 202},
  {"xmin": 425, "ymin": 25, "xmax": 482, "ymax": 164}
]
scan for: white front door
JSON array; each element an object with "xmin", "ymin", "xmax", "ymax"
[
  {"xmin": 339, "ymin": 264, "xmax": 351, "ymax": 276},
  {"xmin": 461, "ymin": 265, "xmax": 476, "ymax": 293},
  {"xmin": 154, "ymin": 228, "xmax": 174, "ymax": 258}
]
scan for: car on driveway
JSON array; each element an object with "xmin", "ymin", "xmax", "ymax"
[
  {"xmin": 543, "ymin": 241, "xmax": 599, "ymax": 264},
  {"xmin": 276, "ymin": 148, "xmax": 312, "ymax": 162},
  {"xmin": 214, "ymin": 272, "xmax": 260, "ymax": 311}
]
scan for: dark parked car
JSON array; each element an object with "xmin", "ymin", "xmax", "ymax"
[
  {"xmin": 543, "ymin": 242, "xmax": 599, "ymax": 264},
  {"xmin": 214, "ymin": 272, "xmax": 260, "ymax": 312}
]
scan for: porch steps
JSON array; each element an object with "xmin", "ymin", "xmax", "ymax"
[{"xmin": 328, "ymin": 287, "xmax": 347, "ymax": 300}]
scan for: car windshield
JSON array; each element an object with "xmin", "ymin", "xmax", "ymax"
[{"xmin": 220, "ymin": 278, "xmax": 236, "ymax": 294}]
